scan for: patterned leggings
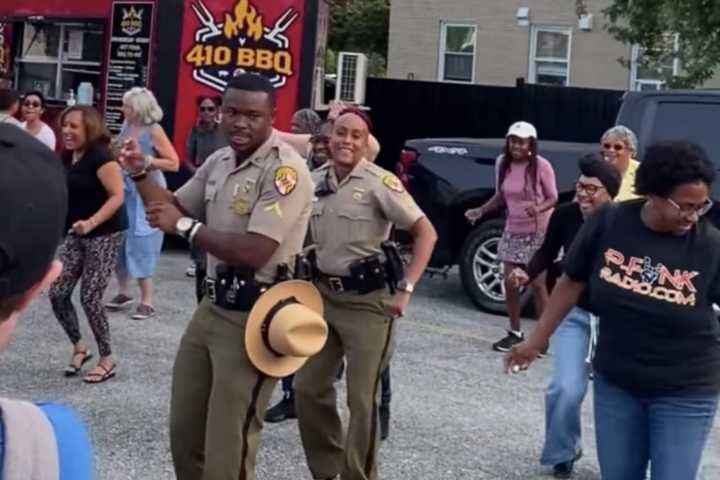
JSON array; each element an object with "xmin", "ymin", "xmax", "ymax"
[{"xmin": 50, "ymin": 231, "xmax": 124, "ymax": 357}]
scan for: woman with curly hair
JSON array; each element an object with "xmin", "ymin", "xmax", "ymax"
[{"xmin": 509, "ymin": 141, "xmax": 720, "ymax": 480}]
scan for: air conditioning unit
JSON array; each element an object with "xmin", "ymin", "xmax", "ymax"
[{"xmin": 335, "ymin": 52, "xmax": 368, "ymax": 105}]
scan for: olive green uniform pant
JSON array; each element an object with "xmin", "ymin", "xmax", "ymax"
[
  {"xmin": 295, "ymin": 284, "xmax": 395, "ymax": 480},
  {"xmin": 169, "ymin": 298, "xmax": 278, "ymax": 480}
]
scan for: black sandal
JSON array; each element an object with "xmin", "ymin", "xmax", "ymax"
[
  {"xmin": 64, "ymin": 350, "xmax": 93, "ymax": 377},
  {"xmin": 83, "ymin": 363, "xmax": 117, "ymax": 384}
]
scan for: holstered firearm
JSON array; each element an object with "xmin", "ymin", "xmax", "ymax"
[{"xmin": 381, "ymin": 241, "xmax": 405, "ymax": 294}]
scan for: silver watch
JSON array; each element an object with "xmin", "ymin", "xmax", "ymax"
[
  {"xmin": 175, "ymin": 217, "xmax": 196, "ymax": 240},
  {"xmin": 397, "ymin": 279, "xmax": 414, "ymax": 294}
]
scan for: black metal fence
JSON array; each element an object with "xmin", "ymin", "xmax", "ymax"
[{"xmin": 364, "ymin": 77, "xmax": 624, "ymax": 169}]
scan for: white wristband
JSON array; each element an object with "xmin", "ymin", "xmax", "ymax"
[{"xmin": 188, "ymin": 222, "xmax": 203, "ymax": 245}]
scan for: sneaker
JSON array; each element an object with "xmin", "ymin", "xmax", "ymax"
[
  {"xmin": 131, "ymin": 304, "xmax": 155, "ymax": 320},
  {"xmin": 492, "ymin": 331, "xmax": 524, "ymax": 352},
  {"xmin": 105, "ymin": 294, "xmax": 134, "ymax": 310},
  {"xmin": 186, "ymin": 264, "xmax": 196, "ymax": 277},
  {"xmin": 553, "ymin": 449, "xmax": 582, "ymax": 478},
  {"xmin": 264, "ymin": 395, "xmax": 296, "ymax": 423}
]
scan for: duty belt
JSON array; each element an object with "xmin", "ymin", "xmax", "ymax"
[
  {"xmin": 202, "ymin": 277, "xmax": 271, "ymax": 311},
  {"xmin": 318, "ymin": 271, "xmax": 385, "ymax": 294}
]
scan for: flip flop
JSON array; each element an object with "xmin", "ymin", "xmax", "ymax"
[
  {"xmin": 64, "ymin": 350, "xmax": 93, "ymax": 377},
  {"xmin": 83, "ymin": 363, "xmax": 117, "ymax": 384}
]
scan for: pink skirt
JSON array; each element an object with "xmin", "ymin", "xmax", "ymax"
[{"xmin": 497, "ymin": 231, "xmax": 544, "ymax": 265}]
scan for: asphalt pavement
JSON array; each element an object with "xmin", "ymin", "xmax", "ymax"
[{"xmin": 0, "ymin": 252, "xmax": 717, "ymax": 479}]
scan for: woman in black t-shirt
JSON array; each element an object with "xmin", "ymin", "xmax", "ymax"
[
  {"xmin": 49, "ymin": 106, "xmax": 127, "ymax": 384},
  {"xmin": 507, "ymin": 141, "xmax": 720, "ymax": 480}
]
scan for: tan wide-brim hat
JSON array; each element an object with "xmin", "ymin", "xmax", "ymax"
[{"xmin": 246, "ymin": 280, "xmax": 327, "ymax": 378}]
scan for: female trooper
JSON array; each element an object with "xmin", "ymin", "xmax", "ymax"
[{"xmin": 294, "ymin": 109, "xmax": 437, "ymax": 480}]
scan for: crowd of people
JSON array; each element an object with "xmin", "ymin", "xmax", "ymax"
[{"xmin": 0, "ymin": 69, "xmax": 718, "ymax": 480}]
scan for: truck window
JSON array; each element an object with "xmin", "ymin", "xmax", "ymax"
[{"xmin": 650, "ymin": 102, "xmax": 720, "ymax": 166}]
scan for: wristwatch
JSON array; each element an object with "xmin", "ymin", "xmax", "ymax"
[
  {"xmin": 175, "ymin": 217, "xmax": 197, "ymax": 240},
  {"xmin": 397, "ymin": 279, "xmax": 414, "ymax": 294}
]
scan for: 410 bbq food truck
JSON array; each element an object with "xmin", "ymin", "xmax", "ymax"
[{"xmin": 0, "ymin": 0, "xmax": 325, "ymax": 181}]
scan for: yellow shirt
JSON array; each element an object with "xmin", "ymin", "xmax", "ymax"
[{"xmin": 616, "ymin": 159, "xmax": 640, "ymax": 201}]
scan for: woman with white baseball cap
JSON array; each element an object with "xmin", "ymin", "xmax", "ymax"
[{"xmin": 465, "ymin": 121, "xmax": 558, "ymax": 352}]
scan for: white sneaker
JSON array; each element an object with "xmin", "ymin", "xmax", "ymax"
[{"xmin": 186, "ymin": 264, "xmax": 196, "ymax": 277}]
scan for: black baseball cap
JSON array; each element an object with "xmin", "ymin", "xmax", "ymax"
[{"xmin": 0, "ymin": 124, "xmax": 67, "ymax": 300}]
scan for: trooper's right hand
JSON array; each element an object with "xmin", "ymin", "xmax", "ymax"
[
  {"xmin": 464, "ymin": 207, "xmax": 484, "ymax": 225},
  {"xmin": 508, "ymin": 268, "xmax": 530, "ymax": 288},
  {"xmin": 504, "ymin": 339, "xmax": 545, "ymax": 374}
]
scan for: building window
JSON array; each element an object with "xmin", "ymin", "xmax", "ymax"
[
  {"xmin": 529, "ymin": 26, "xmax": 572, "ymax": 86},
  {"xmin": 630, "ymin": 35, "xmax": 679, "ymax": 91},
  {"xmin": 15, "ymin": 22, "xmax": 104, "ymax": 101},
  {"xmin": 438, "ymin": 22, "xmax": 476, "ymax": 83}
]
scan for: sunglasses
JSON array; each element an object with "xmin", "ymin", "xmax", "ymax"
[
  {"xmin": 575, "ymin": 182, "xmax": 606, "ymax": 197},
  {"xmin": 200, "ymin": 106, "xmax": 216, "ymax": 112},
  {"xmin": 23, "ymin": 101, "xmax": 41, "ymax": 108},
  {"xmin": 603, "ymin": 143, "xmax": 625, "ymax": 152},
  {"xmin": 666, "ymin": 197, "xmax": 714, "ymax": 217}
]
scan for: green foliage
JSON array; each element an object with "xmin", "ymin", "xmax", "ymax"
[
  {"xmin": 327, "ymin": 0, "xmax": 390, "ymax": 76},
  {"xmin": 604, "ymin": 0, "xmax": 720, "ymax": 88}
]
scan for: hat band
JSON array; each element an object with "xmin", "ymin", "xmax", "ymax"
[{"xmin": 260, "ymin": 296, "xmax": 299, "ymax": 358}]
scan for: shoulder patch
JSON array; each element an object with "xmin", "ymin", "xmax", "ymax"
[
  {"xmin": 274, "ymin": 166, "xmax": 298, "ymax": 196},
  {"xmin": 382, "ymin": 174, "xmax": 405, "ymax": 193}
]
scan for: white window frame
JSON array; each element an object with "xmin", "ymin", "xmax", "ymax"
[
  {"xmin": 437, "ymin": 21, "xmax": 477, "ymax": 84},
  {"xmin": 629, "ymin": 34, "xmax": 680, "ymax": 91},
  {"xmin": 14, "ymin": 22, "xmax": 103, "ymax": 101},
  {"xmin": 528, "ymin": 25, "xmax": 573, "ymax": 86}
]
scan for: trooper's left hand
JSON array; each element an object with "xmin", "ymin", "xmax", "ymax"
[
  {"xmin": 146, "ymin": 201, "xmax": 182, "ymax": 234},
  {"xmin": 386, "ymin": 291, "xmax": 411, "ymax": 318}
]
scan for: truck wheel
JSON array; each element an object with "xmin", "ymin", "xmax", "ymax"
[{"xmin": 459, "ymin": 219, "xmax": 531, "ymax": 314}]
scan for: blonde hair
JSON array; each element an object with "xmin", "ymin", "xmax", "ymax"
[{"xmin": 122, "ymin": 87, "xmax": 163, "ymax": 125}]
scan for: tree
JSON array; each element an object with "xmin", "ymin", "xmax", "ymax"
[
  {"xmin": 604, "ymin": 0, "xmax": 720, "ymax": 88},
  {"xmin": 326, "ymin": 0, "xmax": 390, "ymax": 76}
]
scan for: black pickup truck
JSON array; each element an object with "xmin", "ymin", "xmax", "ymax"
[{"xmin": 398, "ymin": 90, "xmax": 720, "ymax": 313}]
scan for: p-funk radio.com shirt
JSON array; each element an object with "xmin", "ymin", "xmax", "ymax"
[{"xmin": 564, "ymin": 200, "xmax": 720, "ymax": 396}]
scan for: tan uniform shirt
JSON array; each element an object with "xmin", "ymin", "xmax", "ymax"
[
  {"xmin": 175, "ymin": 133, "xmax": 313, "ymax": 284},
  {"xmin": 311, "ymin": 159, "xmax": 424, "ymax": 276}
]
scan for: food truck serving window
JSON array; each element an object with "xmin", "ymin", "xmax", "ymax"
[{"xmin": 15, "ymin": 21, "xmax": 104, "ymax": 102}]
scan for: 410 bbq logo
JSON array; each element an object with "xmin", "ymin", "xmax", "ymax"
[{"xmin": 185, "ymin": 0, "xmax": 299, "ymax": 92}]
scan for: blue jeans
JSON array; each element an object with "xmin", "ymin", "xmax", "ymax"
[
  {"xmin": 594, "ymin": 374, "xmax": 718, "ymax": 480},
  {"xmin": 541, "ymin": 307, "xmax": 592, "ymax": 465}
]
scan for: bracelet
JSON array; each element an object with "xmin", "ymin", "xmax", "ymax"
[
  {"xmin": 188, "ymin": 221, "xmax": 203, "ymax": 244},
  {"xmin": 130, "ymin": 168, "xmax": 148, "ymax": 181}
]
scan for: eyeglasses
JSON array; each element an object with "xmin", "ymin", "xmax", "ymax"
[
  {"xmin": 575, "ymin": 182, "xmax": 606, "ymax": 197},
  {"xmin": 23, "ymin": 101, "xmax": 41, "ymax": 108},
  {"xmin": 603, "ymin": 143, "xmax": 625, "ymax": 152},
  {"xmin": 200, "ymin": 106, "xmax": 216, "ymax": 112},
  {"xmin": 666, "ymin": 197, "xmax": 714, "ymax": 217}
]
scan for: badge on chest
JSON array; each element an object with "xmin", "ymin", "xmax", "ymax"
[{"xmin": 230, "ymin": 178, "xmax": 257, "ymax": 216}]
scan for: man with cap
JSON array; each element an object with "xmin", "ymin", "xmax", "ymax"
[
  {"xmin": 507, "ymin": 153, "xmax": 621, "ymax": 478},
  {"xmin": 0, "ymin": 124, "xmax": 93, "ymax": 479},
  {"xmin": 118, "ymin": 73, "xmax": 314, "ymax": 480},
  {"xmin": 294, "ymin": 108, "xmax": 437, "ymax": 480}
]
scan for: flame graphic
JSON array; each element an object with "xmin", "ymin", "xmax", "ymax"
[{"xmin": 223, "ymin": 0, "xmax": 263, "ymax": 42}]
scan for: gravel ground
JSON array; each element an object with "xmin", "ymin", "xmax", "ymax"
[{"xmin": 0, "ymin": 252, "xmax": 717, "ymax": 479}]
